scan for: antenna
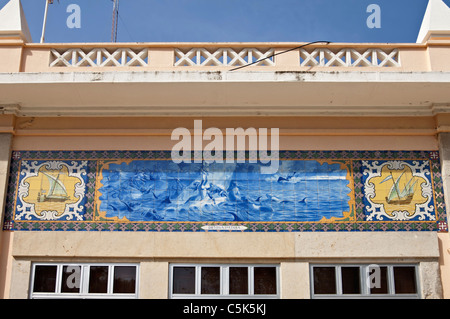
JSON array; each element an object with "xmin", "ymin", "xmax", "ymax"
[
  {"xmin": 40, "ymin": 0, "xmax": 59, "ymax": 43},
  {"xmin": 111, "ymin": 0, "xmax": 119, "ymax": 42}
]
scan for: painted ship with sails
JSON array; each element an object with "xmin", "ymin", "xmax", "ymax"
[
  {"xmin": 37, "ymin": 171, "xmax": 70, "ymax": 203},
  {"xmin": 383, "ymin": 171, "xmax": 417, "ymax": 205}
]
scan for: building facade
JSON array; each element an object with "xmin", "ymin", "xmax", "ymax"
[{"xmin": 1, "ymin": 0, "xmax": 450, "ymax": 299}]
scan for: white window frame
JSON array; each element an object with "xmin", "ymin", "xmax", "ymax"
[
  {"xmin": 29, "ymin": 262, "xmax": 139, "ymax": 299},
  {"xmin": 169, "ymin": 264, "xmax": 280, "ymax": 299},
  {"xmin": 310, "ymin": 264, "xmax": 420, "ymax": 299}
]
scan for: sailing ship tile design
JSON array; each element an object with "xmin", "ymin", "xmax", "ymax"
[
  {"xmin": 362, "ymin": 160, "xmax": 435, "ymax": 221},
  {"xmin": 15, "ymin": 160, "xmax": 88, "ymax": 221},
  {"xmin": 3, "ymin": 150, "xmax": 447, "ymax": 232}
]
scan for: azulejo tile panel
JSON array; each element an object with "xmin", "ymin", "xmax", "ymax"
[{"xmin": 3, "ymin": 150, "xmax": 448, "ymax": 232}]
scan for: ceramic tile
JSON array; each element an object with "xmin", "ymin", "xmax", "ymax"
[{"xmin": 3, "ymin": 150, "xmax": 447, "ymax": 232}]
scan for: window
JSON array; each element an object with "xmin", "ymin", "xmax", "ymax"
[
  {"xmin": 310, "ymin": 264, "xmax": 419, "ymax": 299},
  {"xmin": 30, "ymin": 263, "xmax": 139, "ymax": 299},
  {"xmin": 169, "ymin": 264, "xmax": 279, "ymax": 298}
]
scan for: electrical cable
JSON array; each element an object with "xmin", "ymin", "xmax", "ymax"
[{"xmin": 229, "ymin": 40, "xmax": 332, "ymax": 71}]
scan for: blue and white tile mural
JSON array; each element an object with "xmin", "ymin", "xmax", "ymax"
[
  {"xmin": 97, "ymin": 160, "xmax": 352, "ymax": 222},
  {"xmin": 3, "ymin": 151, "xmax": 448, "ymax": 232}
]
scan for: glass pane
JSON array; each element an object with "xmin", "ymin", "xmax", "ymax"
[
  {"xmin": 201, "ymin": 267, "xmax": 220, "ymax": 294},
  {"xmin": 33, "ymin": 265, "xmax": 57, "ymax": 293},
  {"xmin": 229, "ymin": 267, "xmax": 248, "ymax": 295},
  {"xmin": 173, "ymin": 267, "xmax": 195, "ymax": 294},
  {"xmin": 369, "ymin": 266, "xmax": 388, "ymax": 294},
  {"xmin": 313, "ymin": 267, "xmax": 336, "ymax": 294},
  {"xmin": 113, "ymin": 266, "xmax": 136, "ymax": 294},
  {"xmin": 61, "ymin": 265, "xmax": 81, "ymax": 293},
  {"xmin": 254, "ymin": 267, "xmax": 277, "ymax": 295},
  {"xmin": 341, "ymin": 267, "xmax": 360, "ymax": 294},
  {"xmin": 394, "ymin": 267, "xmax": 417, "ymax": 294},
  {"xmin": 89, "ymin": 266, "xmax": 109, "ymax": 293}
]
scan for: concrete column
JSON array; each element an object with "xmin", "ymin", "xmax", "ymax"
[
  {"xmin": 0, "ymin": 133, "xmax": 12, "ymax": 246},
  {"xmin": 139, "ymin": 261, "xmax": 169, "ymax": 299},
  {"xmin": 438, "ymin": 132, "xmax": 450, "ymax": 298},
  {"xmin": 280, "ymin": 261, "xmax": 310, "ymax": 299},
  {"xmin": 439, "ymin": 133, "xmax": 450, "ymax": 222},
  {"xmin": 420, "ymin": 261, "xmax": 443, "ymax": 298},
  {"xmin": 0, "ymin": 133, "xmax": 12, "ymax": 298},
  {"xmin": 8, "ymin": 259, "xmax": 30, "ymax": 299}
]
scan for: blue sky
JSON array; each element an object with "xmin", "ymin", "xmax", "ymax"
[{"xmin": 2, "ymin": 0, "xmax": 447, "ymax": 43}]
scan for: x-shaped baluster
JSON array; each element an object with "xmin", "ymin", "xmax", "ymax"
[
  {"xmin": 349, "ymin": 49, "xmax": 373, "ymax": 67},
  {"xmin": 125, "ymin": 49, "xmax": 148, "ymax": 66},
  {"xmin": 50, "ymin": 49, "xmax": 76, "ymax": 67},
  {"xmin": 375, "ymin": 49, "xmax": 400, "ymax": 67},
  {"xmin": 300, "ymin": 49, "xmax": 321, "ymax": 66}
]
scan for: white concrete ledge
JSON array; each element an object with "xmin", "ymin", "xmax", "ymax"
[
  {"xmin": 1, "ymin": 70, "xmax": 450, "ymax": 84},
  {"xmin": 1, "ymin": 71, "xmax": 450, "ymax": 117}
]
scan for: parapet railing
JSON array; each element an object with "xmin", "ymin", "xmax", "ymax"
[
  {"xmin": 49, "ymin": 47, "xmax": 149, "ymax": 67},
  {"xmin": 12, "ymin": 42, "xmax": 436, "ymax": 72},
  {"xmin": 299, "ymin": 47, "xmax": 399, "ymax": 67}
]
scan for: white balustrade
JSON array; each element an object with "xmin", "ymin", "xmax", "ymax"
[
  {"xmin": 300, "ymin": 48, "xmax": 400, "ymax": 67},
  {"xmin": 50, "ymin": 48, "xmax": 148, "ymax": 67},
  {"xmin": 48, "ymin": 46, "xmax": 400, "ymax": 69},
  {"xmin": 174, "ymin": 47, "xmax": 275, "ymax": 67}
]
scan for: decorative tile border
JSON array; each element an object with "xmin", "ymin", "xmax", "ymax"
[{"xmin": 3, "ymin": 150, "xmax": 447, "ymax": 232}]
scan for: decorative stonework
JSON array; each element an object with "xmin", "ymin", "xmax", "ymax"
[
  {"xmin": 174, "ymin": 47, "xmax": 275, "ymax": 67},
  {"xmin": 50, "ymin": 48, "xmax": 149, "ymax": 67},
  {"xmin": 47, "ymin": 46, "xmax": 401, "ymax": 69},
  {"xmin": 300, "ymin": 48, "xmax": 400, "ymax": 67}
]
